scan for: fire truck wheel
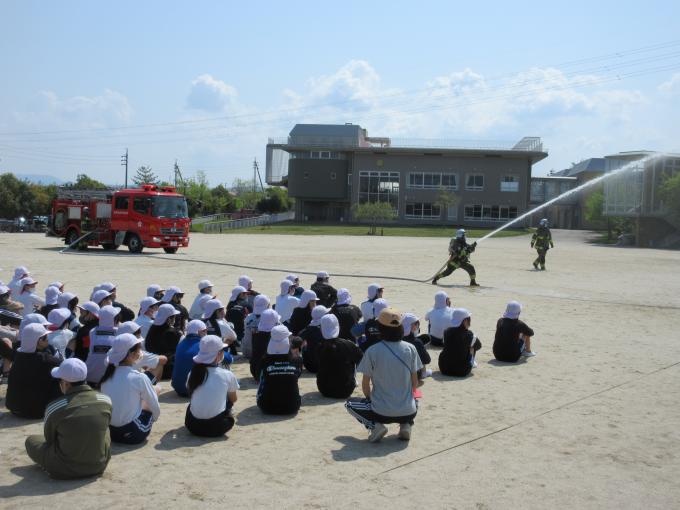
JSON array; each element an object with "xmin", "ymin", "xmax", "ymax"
[
  {"xmin": 163, "ymin": 247, "xmax": 178, "ymax": 254},
  {"xmin": 127, "ymin": 234, "xmax": 144, "ymax": 253}
]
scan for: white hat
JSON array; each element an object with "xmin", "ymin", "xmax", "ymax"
[
  {"xmin": 367, "ymin": 283, "xmax": 383, "ymax": 300},
  {"xmin": 321, "ymin": 314, "xmax": 340, "ymax": 340},
  {"xmin": 238, "ymin": 275, "xmax": 252, "ymax": 289},
  {"xmin": 286, "ymin": 274, "xmax": 299, "ymax": 284},
  {"xmin": 310, "ymin": 305, "xmax": 331, "ymax": 326},
  {"xmin": 451, "ymin": 308, "xmax": 471, "ymax": 327},
  {"xmin": 280, "ymin": 280, "xmax": 293, "ymax": 296},
  {"xmin": 154, "ymin": 303, "xmax": 180, "ymax": 325},
  {"xmin": 198, "ymin": 279, "xmax": 213, "ymax": 291},
  {"xmin": 147, "ymin": 284, "xmax": 164, "ymax": 297},
  {"xmin": 107, "ymin": 333, "xmax": 142, "ymax": 366},
  {"xmin": 0, "ymin": 284, "xmax": 10, "ymax": 295},
  {"xmin": 193, "ymin": 335, "xmax": 227, "ymax": 364},
  {"xmin": 49, "ymin": 281, "xmax": 64, "ymax": 291},
  {"xmin": 18, "ymin": 323, "xmax": 48, "ymax": 353},
  {"xmin": 197, "ymin": 293, "xmax": 213, "ymax": 311},
  {"xmin": 47, "ymin": 308, "xmax": 71, "ymax": 329},
  {"xmin": 456, "ymin": 228, "xmax": 466, "ymax": 238},
  {"xmin": 503, "ymin": 301, "xmax": 522, "ymax": 320},
  {"xmin": 45, "ymin": 286, "xmax": 61, "ymax": 305},
  {"xmin": 99, "ymin": 282, "xmax": 116, "ymax": 292},
  {"xmin": 402, "ymin": 313, "xmax": 420, "ymax": 336},
  {"xmin": 258, "ymin": 309, "xmax": 280, "ymax": 332},
  {"xmin": 229, "ymin": 285, "xmax": 247, "ymax": 303},
  {"xmin": 162, "ymin": 286, "xmax": 184, "ymax": 303},
  {"xmin": 139, "ymin": 296, "xmax": 159, "ymax": 315},
  {"xmin": 202, "ymin": 299, "xmax": 225, "ymax": 319},
  {"xmin": 20, "ymin": 276, "xmax": 38, "ymax": 289},
  {"xmin": 20, "ymin": 313, "xmax": 49, "ymax": 329},
  {"xmin": 92, "ymin": 289, "xmax": 112, "ymax": 305},
  {"xmin": 372, "ymin": 298, "xmax": 389, "ymax": 317},
  {"xmin": 51, "ymin": 358, "xmax": 87, "ymax": 383},
  {"xmin": 267, "ymin": 325, "xmax": 291, "ymax": 354},
  {"xmin": 57, "ymin": 292, "xmax": 77, "ymax": 309},
  {"xmin": 316, "ymin": 270, "xmax": 329, "ymax": 279},
  {"xmin": 77, "ymin": 301, "xmax": 100, "ymax": 316},
  {"xmin": 337, "ymin": 288, "xmax": 351, "ymax": 305},
  {"xmin": 434, "ymin": 291, "xmax": 449, "ymax": 309},
  {"xmin": 298, "ymin": 290, "xmax": 318, "ymax": 308},
  {"xmin": 90, "ymin": 285, "xmax": 103, "ymax": 300},
  {"xmin": 14, "ymin": 266, "xmax": 29, "ymax": 279},
  {"xmin": 187, "ymin": 319, "xmax": 207, "ymax": 335},
  {"xmin": 99, "ymin": 305, "xmax": 121, "ymax": 328},
  {"xmin": 117, "ymin": 321, "xmax": 142, "ymax": 336},
  {"xmin": 253, "ymin": 294, "xmax": 270, "ymax": 315}
]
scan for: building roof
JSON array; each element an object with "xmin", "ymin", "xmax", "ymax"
[
  {"xmin": 554, "ymin": 157, "xmax": 605, "ymax": 177},
  {"xmin": 289, "ymin": 124, "xmax": 362, "ymax": 139}
]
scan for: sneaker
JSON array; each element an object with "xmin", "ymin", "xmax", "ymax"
[
  {"xmin": 398, "ymin": 423, "xmax": 412, "ymax": 441},
  {"xmin": 368, "ymin": 423, "xmax": 388, "ymax": 443},
  {"xmin": 423, "ymin": 368, "xmax": 433, "ymax": 378},
  {"xmin": 471, "ymin": 359, "xmax": 478, "ymax": 368},
  {"xmin": 522, "ymin": 350, "xmax": 536, "ymax": 357}
]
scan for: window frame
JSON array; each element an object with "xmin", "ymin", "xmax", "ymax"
[{"xmin": 465, "ymin": 174, "xmax": 485, "ymax": 191}]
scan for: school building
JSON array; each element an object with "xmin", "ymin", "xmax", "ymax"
[{"xmin": 266, "ymin": 124, "xmax": 548, "ymax": 228}]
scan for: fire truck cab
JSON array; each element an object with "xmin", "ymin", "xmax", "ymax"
[{"xmin": 51, "ymin": 184, "xmax": 191, "ymax": 253}]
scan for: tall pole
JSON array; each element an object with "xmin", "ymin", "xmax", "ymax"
[{"xmin": 121, "ymin": 148, "xmax": 128, "ymax": 188}]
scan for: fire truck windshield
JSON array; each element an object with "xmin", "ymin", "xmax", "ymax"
[{"xmin": 151, "ymin": 196, "xmax": 188, "ymax": 219}]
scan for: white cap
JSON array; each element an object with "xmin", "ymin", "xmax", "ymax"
[
  {"xmin": 434, "ymin": 291, "xmax": 449, "ymax": 309},
  {"xmin": 154, "ymin": 303, "xmax": 180, "ymax": 325},
  {"xmin": 187, "ymin": 319, "xmax": 207, "ymax": 335},
  {"xmin": 238, "ymin": 275, "xmax": 252, "ymax": 289},
  {"xmin": 310, "ymin": 305, "xmax": 331, "ymax": 325},
  {"xmin": 229, "ymin": 285, "xmax": 247, "ymax": 303},
  {"xmin": 337, "ymin": 288, "xmax": 351, "ymax": 305},
  {"xmin": 57, "ymin": 292, "xmax": 77, "ymax": 309},
  {"xmin": 20, "ymin": 276, "xmax": 38, "ymax": 289},
  {"xmin": 316, "ymin": 271, "xmax": 329, "ymax": 279},
  {"xmin": 367, "ymin": 283, "xmax": 383, "ymax": 300},
  {"xmin": 77, "ymin": 301, "xmax": 100, "ymax": 316},
  {"xmin": 286, "ymin": 274, "xmax": 298, "ymax": 284},
  {"xmin": 14, "ymin": 266, "xmax": 29, "ymax": 279},
  {"xmin": 258, "ymin": 309, "xmax": 281, "ymax": 332},
  {"xmin": 99, "ymin": 282, "xmax": 116, "ymax": 292},
  {"xmin": 147, "ymin": 284, "xmax": 164, "ymax": 297},
  {"xmin": 193, "ymin": 335, "xmax": 227, "ymax": 364},
  {"xmin": 47, "ymin": 308, "xmax": 71, "ymax": 329},
  {"xmin": 18, "ymin": 323, "xmax": 48, "ymax": 353},
  {"xmin": 0, "ymin": 285, "xmax": 10, "ymax": 296},
  {"xmin": 162, "ymin": 286, "xmax": 184, "ymax": 303},
  {"xmin": 117, "ymin": 321, "xmax": 141, "ymax": 336},
  {"xmin": 372, "ymin": 298, "xmax": 389, "ymax": 317},
  {"xmin": 503, "ymin": 301, "xmax": 522, "ymax": 320},
  {"xmin": 99, "ymin": 305, "xmax": 122, "ymax": 328},
  {"xmin": 51, "ymin": 358, "xmax": 88, "ymax": 383},
  {"xmin": 198, "ymin": 279, "xmax": 213, "ymax": 291},
  {"xmin": 451, "ymin": 308, "xmax": 471, "ymax": 327},
  {"xmin": 45, "ymin": 285, "xmax": 61, "ymax": 305},
  {"xmin": 402, "ymin": 313, "xmax": 420, "ymax": 336},
  {"xmin": 201, "ymin": 299, "xmax": 225, "ymax": 319},
  {"xmin": 253, "ymin": 294, "xmax": 270, "ymax": 315},
  {"xmin": 280, "ymin": 280, "xmax": 293, "ymax": 296},
  {"xmin": 267, "ymin": 325, "xmax": 291, "ymax": 354},
  {"xmin": 49, "ymin": 281, "xmax": 64, "ymax": 291},
  {"xmin": 298, "ymin": 290, "xmax": 318, "ymax": 308},
  {"xmin": 90, "ymin": 285, "xmax": 102, "ymax": 300},
  {"xmin": 456, "ymin": 228, "xmax": 466, "ymax": 238},
  {"xmin": 107, "ymin": 333, "xmax": 142, "ymax": 366},
  {"xmin": 139, "ymin": 296, "xmax": 159, "ymax": 315},
  {"xmin": 321, "ymin": 314, "xmax": 340, "ymax": 340},
  {"xmin": 92, "ymin": 289, "xmax": 112, "ymax": 305}
]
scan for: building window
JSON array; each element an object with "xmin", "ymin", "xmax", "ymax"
[
  {"xmin": 530, "ymin": 181, "xmax": 545, "ymax": 202},
  {"xmin": 500, "ymin": 175, "xmax": 519, "ymax": 192},
  {"xmin": 465, "ymin": 174, "xmax": 484, "ymax": 191},
  {"xmin": 464, "ymin": 204, "xmax": 518, "ymax": 221},
  {"xmin": 447, "ymin": 205, "xmax": 458, "ymax": 220},
  {"xmin": 358, "ymin": 171, "xmax": 399, "ymax": 210},
  {"xmin": 408, "ymin": 172, "xmax": 457, "ymax": 190},
  {"xmin": 405, "ymin": 203, "xmax": 441, "ymax": 219},
  {"xmin": 289, "ymin": 151, "xmax": 346, "ymax": 160}
]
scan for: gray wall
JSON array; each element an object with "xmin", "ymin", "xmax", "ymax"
[{"xmin": 288, "ymin": 159, "xmax": 349, "ymax": 199}]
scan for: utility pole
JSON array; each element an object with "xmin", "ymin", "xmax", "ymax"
[
  {"xmin": 121, "ymin": 148, "xmax": 128, "ymax": 188},
  {"xmin": 253, "ymin": 158, "xmax": 264, "ymax": 192}
]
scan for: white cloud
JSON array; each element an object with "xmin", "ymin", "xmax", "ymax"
[
  {"xmin": 186, "ymin": 74, "xmax": 238, "ymax": 112},
  {"xmin": 659, "ymin": 72, "xmax": 680, "ymax": 95}
]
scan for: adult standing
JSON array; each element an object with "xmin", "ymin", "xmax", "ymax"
[
  {"xmin": 531, "ymin": 218, "xmax": 554, "ymax": 270},
  {"xmin": 431, "ymin": 229, "xmax": 479, "ymax": 287}
]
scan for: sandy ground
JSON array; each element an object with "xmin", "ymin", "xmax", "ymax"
[{"xmin": 1, "ymin": 230, "xmax": 679, "ymax": 509}]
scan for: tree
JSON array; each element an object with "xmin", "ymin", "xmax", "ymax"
[
  {"xmin": 351, "ymin": 201, "xmax": 397, "ymax": 235},
  {"xmin": 0, "ymin": 173, "xmax": 34, "ymax": 218},
  {"xmin": 64, "ymin": 174, "xmax": 108, "ymax": 190},
  {"xmin": 584, "ymin": 189, "xmax": 605, "ymax": 225},
  {"xmin": 256, "ymin": 186, "xmax": 293, "ymax": 214},
  {"xmin": 133, "ymin": 166, "xmax": 159, "ymax": 186},
  {"xmin": 659, "ymin": 171, "xmax": 680, "ymax": 221},
  {"xmin": 433, "ymin": 188, "xmax": 458, "ymax": 217}
]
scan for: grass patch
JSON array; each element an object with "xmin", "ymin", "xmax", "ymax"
[{"xmin": 200, "ymin": 221, "xmax": 530, "ymax": 238}]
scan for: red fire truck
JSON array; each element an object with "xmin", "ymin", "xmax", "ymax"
[{"xmin": 50, "ymin": 184, "xmax": 191, "ymax": 253}]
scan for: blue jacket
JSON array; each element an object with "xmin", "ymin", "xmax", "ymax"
[{"xmin": 171, "ymin": 334, "xmax": 234, "ymax": 397}]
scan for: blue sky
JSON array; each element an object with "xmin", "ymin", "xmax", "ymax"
[{"xmin": 1, "ymin": 0, "xmax": 679, "ymax": 185}]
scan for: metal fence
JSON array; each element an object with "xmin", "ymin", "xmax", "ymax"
[
  {"xmin": 202, "ymin": 211, "xmax": 295, "ymax": 233},
  {"xmin": 191, "ymin": 212, "xmax": 235, "ymax": 225}
]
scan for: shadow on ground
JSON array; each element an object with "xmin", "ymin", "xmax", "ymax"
[
  {"xmin": 330, "ymin": 435, "xmax": 409, "ymax": 461},
  {"xmin": 0, "ymin": 465, "xmax": 100, "ymax": 497}
]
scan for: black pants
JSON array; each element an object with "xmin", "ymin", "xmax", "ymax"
[
  {"xmin": 534, "ymin": 248, "xmax": 547, "ymax": 266},
  {"xmin": 345, "ymin": 397, "xmax": 417, "ymax": 430},
  {"xmin": 436, "ymin": 260, "xmax": 476, "ymax": 281},
  {"xmin": 185, "ymin": 405, "xmax": 235, "ymax": 437}
]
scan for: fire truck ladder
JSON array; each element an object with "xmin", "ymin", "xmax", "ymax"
[
  {"xmin": 59, "ymin": 230, "xmax": 98, "ymax": 253},
  {"xmin": 56, "ymin": 188, "xmax": 113, "ymax": 201}
]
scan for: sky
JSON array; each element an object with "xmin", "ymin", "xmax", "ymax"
[{"xmin": 1, "ymin": 0, "xmax": 680, "ymax": 185}]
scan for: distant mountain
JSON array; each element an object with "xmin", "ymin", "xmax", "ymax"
[{"xmin": 14, "ymin": 174, "xmax": 67, "ymax": 185}]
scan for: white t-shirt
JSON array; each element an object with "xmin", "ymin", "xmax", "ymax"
[
  {"xmin": 47, "ymin": 329, "xmax": 74, "ymax": 358},
  {"xmin": 360, "ymin": 300, "xmax": 377, "ymax": 321},
  {"xmin": 135, "ymin": 314, "xmax": 154, "ymax": 343},
  {"xmin": 101, "ymin": 366, "xmax": 161, "ymax": 427},
  {"xmin": 425, "ymin": 306, "xmax": 454, "ymax": 340},
  {"xmin": 188, "ymin": 366, "xmax": 239, "ymax": 419},
  {"xmin": 189, "ymin": 293, "xmax": 207, "ymax": 320},
  {"xmin": 16, "ymin": 292, "xmax": 45, "ymax": 316}
]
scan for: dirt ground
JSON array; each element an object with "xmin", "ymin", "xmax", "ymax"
[{"xmin": 1, "ymin": 230, "xmax": 679, "ymax": 509}]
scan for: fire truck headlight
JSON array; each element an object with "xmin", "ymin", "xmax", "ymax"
[{"xmin": 152, "ymin": 236, "xmax": 161, "ymax": 243}]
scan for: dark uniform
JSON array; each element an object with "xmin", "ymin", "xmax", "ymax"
[
  {"xmin": 311, "ymin": 280, "xmax": 337, "ymax": 308},
  {"xmin": 25, "ymin": 385, "xmax": 112, "ymax": 479},
  {"xmin": 531, "ymin": 226, "xmax": 554, "ymax": 270},
  {"xmin": 432, "ymin": 235, "xmax": 478, "ymax": 286}
]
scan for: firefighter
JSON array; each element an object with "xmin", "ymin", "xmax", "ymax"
[
  {"xmin": 432, "ymin": 229, "xmax": 479, "ymax": 287},
  {"xmin": 531, "ymin": 218, "xmax": 554, "ymax": 270}
]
